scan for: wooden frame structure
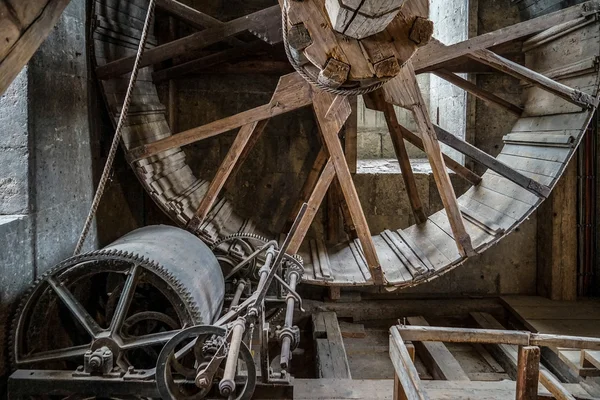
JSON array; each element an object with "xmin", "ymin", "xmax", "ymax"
[
  {"xmin": 390, "ymin": 323, "xmax": 600, "ymax": 400},
  {"xmin": 90, "ymin": 0, "xmax": 600, "ymax": 288}
]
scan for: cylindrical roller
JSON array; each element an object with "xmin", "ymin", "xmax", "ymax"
[{"xmin": 103, "ymin": 225, "xmax": 225, "ymax": 324}]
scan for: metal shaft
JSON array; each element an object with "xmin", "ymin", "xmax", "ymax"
[
  {"xmin": 219, "ymin": 319, "xmax": 246, "ymax": 397},
  {"xmin": 230, "ymin": 280, "xmax": 246, "ymax": 309},
  {"xmin": 279, "ymin": 272, "xmax": 298, "ymax": 369}
]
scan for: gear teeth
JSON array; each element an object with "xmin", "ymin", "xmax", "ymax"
[{"xmin": 9, "ymin": 245, "xmax": 204, "ymax": 371}]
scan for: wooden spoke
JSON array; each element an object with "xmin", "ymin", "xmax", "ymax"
[
  {"xmin": 384, "ymin": 61, "xmax": 475, "ymax": 257},
  {"xmin": 433, "ymin": 125, "xmax": 551, "ymax": 198},
  {"xmin": 432, "ymin": 69, "xmax": 524, "ymax": 116},
  {"xmin": 313, "ymin": 90, "xmax": 384, "ymax": 284},
  {"xmin": 467, "ymin": 49, "xmax": 596, "ymax": 108},
  {"xmin": 153, "ymin": 40, "xmax": 269, "ymax": 82},
  {"xmin": 413, "ymin": 2, "xmax": 599, "ymax": 72},
  {"xmin": 288, "ymin": 159, "xmax": 336, "ymax": 254},
  {"xmin": 156, "ymin": 0, "xmax": 245, "ymax": 45},
  {"xmin": 128, "ymin": 73, "xmax": 312, "ymax": 161},
  {"xmin": 286, "ymin": 148, "xmax": 329, "ymax": 230},
  {"xmin": 364, "ymin": 89, "xmax": 481, "ymax": 186},
  {"xmin": 96, "ymin": 5, "xmax": 281, "ymax": 80},
  {"xmin": 187, "ymin": 120, "xmax": 268, "ymax": 231},
  {"xmin": 364, "ymin": 90, "xmax": 427, "ymax": 224}
]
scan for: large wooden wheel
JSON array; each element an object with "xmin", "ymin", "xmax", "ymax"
[{"xmin": 92, "ymin": 0, "xmax": 600, "ymax": 287}]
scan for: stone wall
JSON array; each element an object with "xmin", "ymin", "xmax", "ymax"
[{"xmin": 0, "ymin": 0, "xmax": 94, "ymax": 384}]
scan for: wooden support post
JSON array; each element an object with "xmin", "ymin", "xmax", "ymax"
[
  {"xmin": 406, "ymin": 317, "xmax": 470, "ymax": 381},
  {"xmin": 433, "ymin": 69, "xmax": 523, "ymax": 116},
  {"xmin": 390, "ymin": 326, "xmax": 430, "ymax": 400},
  {"xmin": 537, "ymin": 158, "xmax": 578, "ymax": 301},
  {"xmin": 313, "ymin": 90, "xmax": 384, "ymax": 284},
  {"xmin": 516, "ymin": 346, "xmax": 541, "ymax": 400},
  {"xmin": 396, "ymin": 342, "xmax": 416, "ymax": 400},
  {"xmin": 384, "ymin": 62, "xmax": 475, "ymax": 257}
]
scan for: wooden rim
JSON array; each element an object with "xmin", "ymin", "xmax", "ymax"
[{"xmin": 92, "ymin": 0, "xmax": 600, "ymax": 287}]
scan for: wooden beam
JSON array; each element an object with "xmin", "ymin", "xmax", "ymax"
[
  {"xmin": 539, "ymin": 368, "xmax": 577, "ymax": 400},
  {"xmin": 187, "ymin": 120, "xmax": 267, "ymax": 231},
  {"xmin": 384, "ymin": 62, "xmax": 475, "ymax": 258},
  {"xmin": 0, "ymin": 0, "xmax": 72, "ymax": 96},
  {"xmin": 128, "ymin": 73, "xmax": 312, "ymax": 161},
  {"xmin": 153, "ymin": 40, "xmax": 269, "ymax": 82},
  {"xmin": 155, "ymin": 0, "xmax": 245, "ymax": 47},
  {"xmin": 313, "ymin": 312, "xmax": 352, "ymax": 379},
  {"xmin": 396, "ymin": 342, "xmax": 416, "ymax": 400},
  {"xmin": 390, "ymin": 326, "xmax": 430, "ymax": 400},
  {"xmin": 397, "ymin": 324, "xmax": 600, "ymax": 350},
  {"xmin": 432, "ymin": 125, "xmax": 551, "ymax": 198},
  {"xmin": 224, "ymin": 119, "xmax": 270, "ymax": 191},
  {"xmin": 286, "ymin": 148, "xmax": 329, "ymax": 231},
  {"xmin": 516, "ymin": 346, "xmax": 541, "ymax": 400},
  {"xmin": 467, "ymin": 49, "xmax": 596, "ymax": 109},
  {"xmin": 345, "ymin": 96, "xmax": 358, "ymax": 174},
  {"xmin": 432, "ymin": 69, "xmax": 524, "ymax": 116},
  {"xmin": 412, "ymin": 2, "xmax": 600, "ymax": 72},
  {"xmin": 406, "ymin": 317, "xmax": 470, "ymax": 381},
  {"xmin": 95, "ymin": 5, "xmax": 281, "ymax": 79},
  {"xmin": 380, "ymin": 98, "xmax": 428, "ymax": 224},
  {"xmin": 313, "ymin": 90, "xmax": 384, "ymax": 284},
  {"xmin": 288, "ymin": 159, "xmax": 336, "ymax": 254}
]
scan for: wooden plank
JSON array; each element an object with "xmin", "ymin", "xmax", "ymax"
[
  {"xmin": 128, "ymin": 73, "xmax": 312, "ymax": 161},
  {"xmin": 339, "ymin": 321, "xmax": 366, "ymax": 339},
  {"xmin": 345, "ymin": 96, "xmax": 358, "ymax": 174},
  {"xmin": 433, "ymin": 69, "xmax": 524, "ymax": 116},
  {"xmin": 390, "ymin": 326, "xmax": 430, "ymax": 400},
  {"xmin": 293, "ymin": 379, "xmax": 597, "ymax": 400},
  {"xmin": 433, "ymin": 125, "xmax": 552, "ymax": 198},
  {"xmin": 412, "ymin": 2, "xmax": 600, "ymax": 73},
  {"xmin": 539, "ymin": 368, "xmax": 577, "ymax": 400},
  {"xmin": 187, "ymin": 120, "xmax": 266, "ymax": 231},
  {"xmin": 406, "ymin": 317, "xmax": 470, "ymax": 381},
  {"xmin": 288, "ymin": 159, "xmax": 336, "ymax": 254},
  {"xmin": 367, "ymin": 89, "xmax": 427, "ymax": 224},
  {"xmin": 0, "ymin": 0, "xmax": 72, "ymax": 96},
  {"xmin": 516, "ymin": 346, "xmax": 541, "ymax": 400},
  {"xmin": 312, "ymin": 312, "xmax": 352, "ymax": 379},
  {"xmin": 384, "ymin": 62, "xmax": 475, "ymax": 258},
  {"xmin": 313, "ymin": 90, "xmax": 384, "ymax": 285},
  {"xmin": 95, "ymin": 5, "xmax": 281, "ymax": 79},
  {"xmin": 467, "ymin": 49, "xmax": 596, "ymax": 109},
  {"xmin": 397, "ymin": 343, "xmax": 416, "ymax": 400}
]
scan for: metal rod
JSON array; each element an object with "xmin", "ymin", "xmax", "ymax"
[
  {"xmin": 279, "ymin": 272, "xmax": 298, "ymax": 370},
  {"xmin": 219, "ymin": 318, "xmax": 246, "ymax": 397},
  {"xmin": 230, "ymin": 280, "xmax": 246, "ymax": 309}
]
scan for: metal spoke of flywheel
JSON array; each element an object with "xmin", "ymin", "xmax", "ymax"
[
  {"xmin": 47, "ymin": 277, "xmax": 103, "ymax": 339},
  {"xmin": 16, "ymin": 344, "xmax": 90, "ymax": 367},
  {"xmin": 108, "ymin": 264, "xmax": 141, "ymax": 335}
]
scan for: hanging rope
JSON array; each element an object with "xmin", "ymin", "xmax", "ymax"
[
  {"xmin": 74, "ymin": 0, "xmax": 156, "ymax": 255},
  {"xmin": 281, "ymin": 0, "xmax": 389, "ymax": 96}
]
